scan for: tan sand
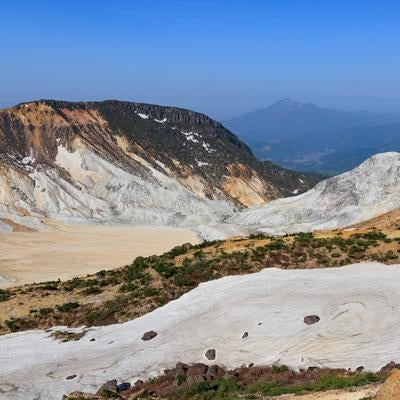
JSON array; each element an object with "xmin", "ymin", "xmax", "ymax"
[
  {"xmin": 0, "ymin": 224, "xmax": 199, "ymax": 288},
  {"xmin": 275, "ymin": 384, "xmax": 380, "ymax": 399}
]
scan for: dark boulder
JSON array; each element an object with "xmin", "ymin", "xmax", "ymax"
[
  {"xmin": 66, "ymin": 374, "xmax": 77, "ymax": 380},
  {"xmin": 117, "ymin": 382, "xmax": 131, "ymax": 392},
  {"xmin": 96, "ymin": 379, "xmax": 118, "ymax": 395},
  {"xmin": 304, "ymin": 315, "xmax": 320, "ymax": 325},
  {"xmin": 242, "ymin": 332, "xmax": 248, "ymax": 338},
  {"xmin": 142, "ymin": 330, "xmax": 158, "ymax": 341},
  {"xmin": 205, "ymin": 349, "xmax": 216, "ymax": 360}
]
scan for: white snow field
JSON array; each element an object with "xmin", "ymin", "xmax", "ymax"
[
  {"xmin": 1, "ymin": 262, "xmax": 400, "ymax": 399},
  {"xmin": 230, "ymin": 152, "xmax": 400, "ymax": 234}
]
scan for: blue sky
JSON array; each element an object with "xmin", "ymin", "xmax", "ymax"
[{"xmin": 1, "ymin": 0, "xmax": 400, "ymax": 119}]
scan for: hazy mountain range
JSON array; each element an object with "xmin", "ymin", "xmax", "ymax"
[{"xmin": 224, "ymin": 98, "xmax": 400, "ymax": 175}]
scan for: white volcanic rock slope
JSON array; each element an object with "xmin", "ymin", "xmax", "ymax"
[{"xmin": 230, "ymin": 152, "xmax": 400, "ymax": 234}]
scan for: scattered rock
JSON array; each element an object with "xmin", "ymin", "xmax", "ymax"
[
  {"xmin": 355, "ymin": 366, "xmax": 364, "ymax": 373},
  {"xmin": 249, "ymin": 363, "xmax": 254, "ymax": 367},
  {"xmin": 187, "ymin": 363, "xmax": 208, "ymax": 376},
  {"xmin": 205, "ymin": 349, "xmax": 216, "ymax": 360},
  {"xmin": 96, "ymin": 379, "xmax": 118, "ymax": 395},
  {"xmin": 172, "ymin": 362, "xmax": 189, "ymax": 377},
  {"xmin": 380, "ymin": 361, "xmax": 400, "ymax": 373},
  {"xmin": 242, "ymin": 332, "xmax": 248, "ymax": 339},
  {"xmin": 51, "ymin": 330, "xmax": 86, "ymax": 342},
  {"xmin": 133, "ymin": 380, "xmax": 144, "ymax": 391},
  {"xmin": 117, "ymin": 382, "xmax": 131, "ymax": 392},
  {"xmin": 142, "ymin": 330, "xmax": 158, "ymax": 341},
  {"xmin": 207, "ymin": 364, "xmax": 224, "ymax": 379},
  {"xmin": 303, "ymin": 315, "xmax": 320, "ymax": 325},
  {"xmin": 90, "ymin": 338, "xmax": 95, "ymax": 342},
  {"xmin": 257, "ymin": 322, "xmax": 262, "ymax": 326},
  {"xmin": 66, "ymin": 375, "xmax": 77, "ymax": 380}
]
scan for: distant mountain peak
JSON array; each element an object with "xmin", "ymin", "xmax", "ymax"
[{"xmin": 272, "ymin": 97, "xmax": 312, "ymax": 111}]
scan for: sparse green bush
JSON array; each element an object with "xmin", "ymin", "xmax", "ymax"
[
  {"xmin": 266, "ymin": 239, "xmax": 286, "ymax": 251},
  {"xmin": 56, "ymin": 302, "xmax": 80, "ymax": 312},
  {"xmin": 38, "ymin": 307, "xmax": 54, "ymax": 316},
  {"xmin": 84, "ymin": 286, "xmax": 102, "ymax": 295},
  {"xmin": 0, "ymin": 289, "xmax": 11, "ymax": 302}
]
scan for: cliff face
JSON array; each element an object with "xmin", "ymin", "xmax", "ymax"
[{"xmin": 0, "ymin": 100, "xmax": 316, "ymax": 235}]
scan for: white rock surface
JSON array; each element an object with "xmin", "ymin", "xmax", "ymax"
[
  {"xmin": 0, "ymin": 144, "xmax": 236, "ymax": 239},
  {"xmin": 1, "ymin": 262, "xmax": 400, "ymax": 399},
  {"xmin": 230, "ymin": 152, "xmax": 400, "ymax": 234}
]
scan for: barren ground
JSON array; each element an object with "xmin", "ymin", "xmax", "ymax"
[
  {"xmin": 274, "ymin": 384, "xmax": 380, "ymax": 399},
  {"xmin": 0, "ymin": 224, "xmax": 198, "ymax": 288}
]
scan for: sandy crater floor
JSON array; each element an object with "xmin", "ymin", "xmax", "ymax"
[{"xmin": 0, "ymin": 224, "xmax": 198, "ymax": 288}]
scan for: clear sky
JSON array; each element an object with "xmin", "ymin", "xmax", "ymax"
[{"xmin": 1, "ymin": 0, "xmax": 400, "ymax": 119}]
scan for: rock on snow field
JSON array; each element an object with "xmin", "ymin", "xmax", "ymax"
[{"xmin": 1, "ymin": 262, "xmax": 400, "ymax": 399}]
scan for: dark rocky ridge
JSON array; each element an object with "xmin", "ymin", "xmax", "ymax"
[{"xmin": 0, "ymin": 99, "xmax": 319, "ymax": 208}]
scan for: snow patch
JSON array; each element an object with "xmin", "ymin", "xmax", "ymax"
[
  {"xmin": 2, "ymin": 262, "xmax": 400, "ymax": 399},
  {"xmin": 181, "ymin": 131, "xmax": 200, "ymax": 144},
  {"xmin": 22, "ymin": 156, "xmax": 34, "ymax": 165},
  {"xmin": 202, "ymin": 142, "xmax": 216, "ymax": 153}
]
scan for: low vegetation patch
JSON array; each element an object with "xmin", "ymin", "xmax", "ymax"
[
  {"xmin": 63, "ymin": 363, "xmax": 385, "ymax": 400},
  {"xmin": 1, "ymin": 229, "xmax": 400, "ymax": 334}
]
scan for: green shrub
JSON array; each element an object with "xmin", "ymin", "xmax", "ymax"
[
  {"xmin": 166, "ymin": 245, "xmax": 189, "ymax": 258},
  {"xmin": 56, "ymin": 302, "xmax": 80, "ymax": 312},
  {"xmin": 187, "ymin": 378, "xmax": 238, "ymax": 397},
  {"xmin": 266, "ymin": 239, "xmax": 286, "ymax": 251},
  {"xmin": 5, "ymin": 317, "xmax": 30, "ymax": 332},
  {"xmin": 119, "ymin": 282, "xmax": 139, "ymax": 293},
  {"xmin": 39, "ymin": 281, "xmax": 59, "ymax": 291},
  {"xmin": 272, "ymin": 364, "xmax": 289, "ymax": 373},
  {"xmin": 84, "ymin": 286, "xmax": 102, "ymax": 295},
  {"xmin": 38, "ymin": 307, "xmax": 54, "ymax": 316},
  {"xmin": 0, "ymin": 289, "xmax": 11, "ymax": 302},
  {"xmin": 123, "ymin": 257, "xmax": 149, "ymax": 281},
  {"xmin": 154, "ymin": 260, "xmax": 177, "ymax": 278}
]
